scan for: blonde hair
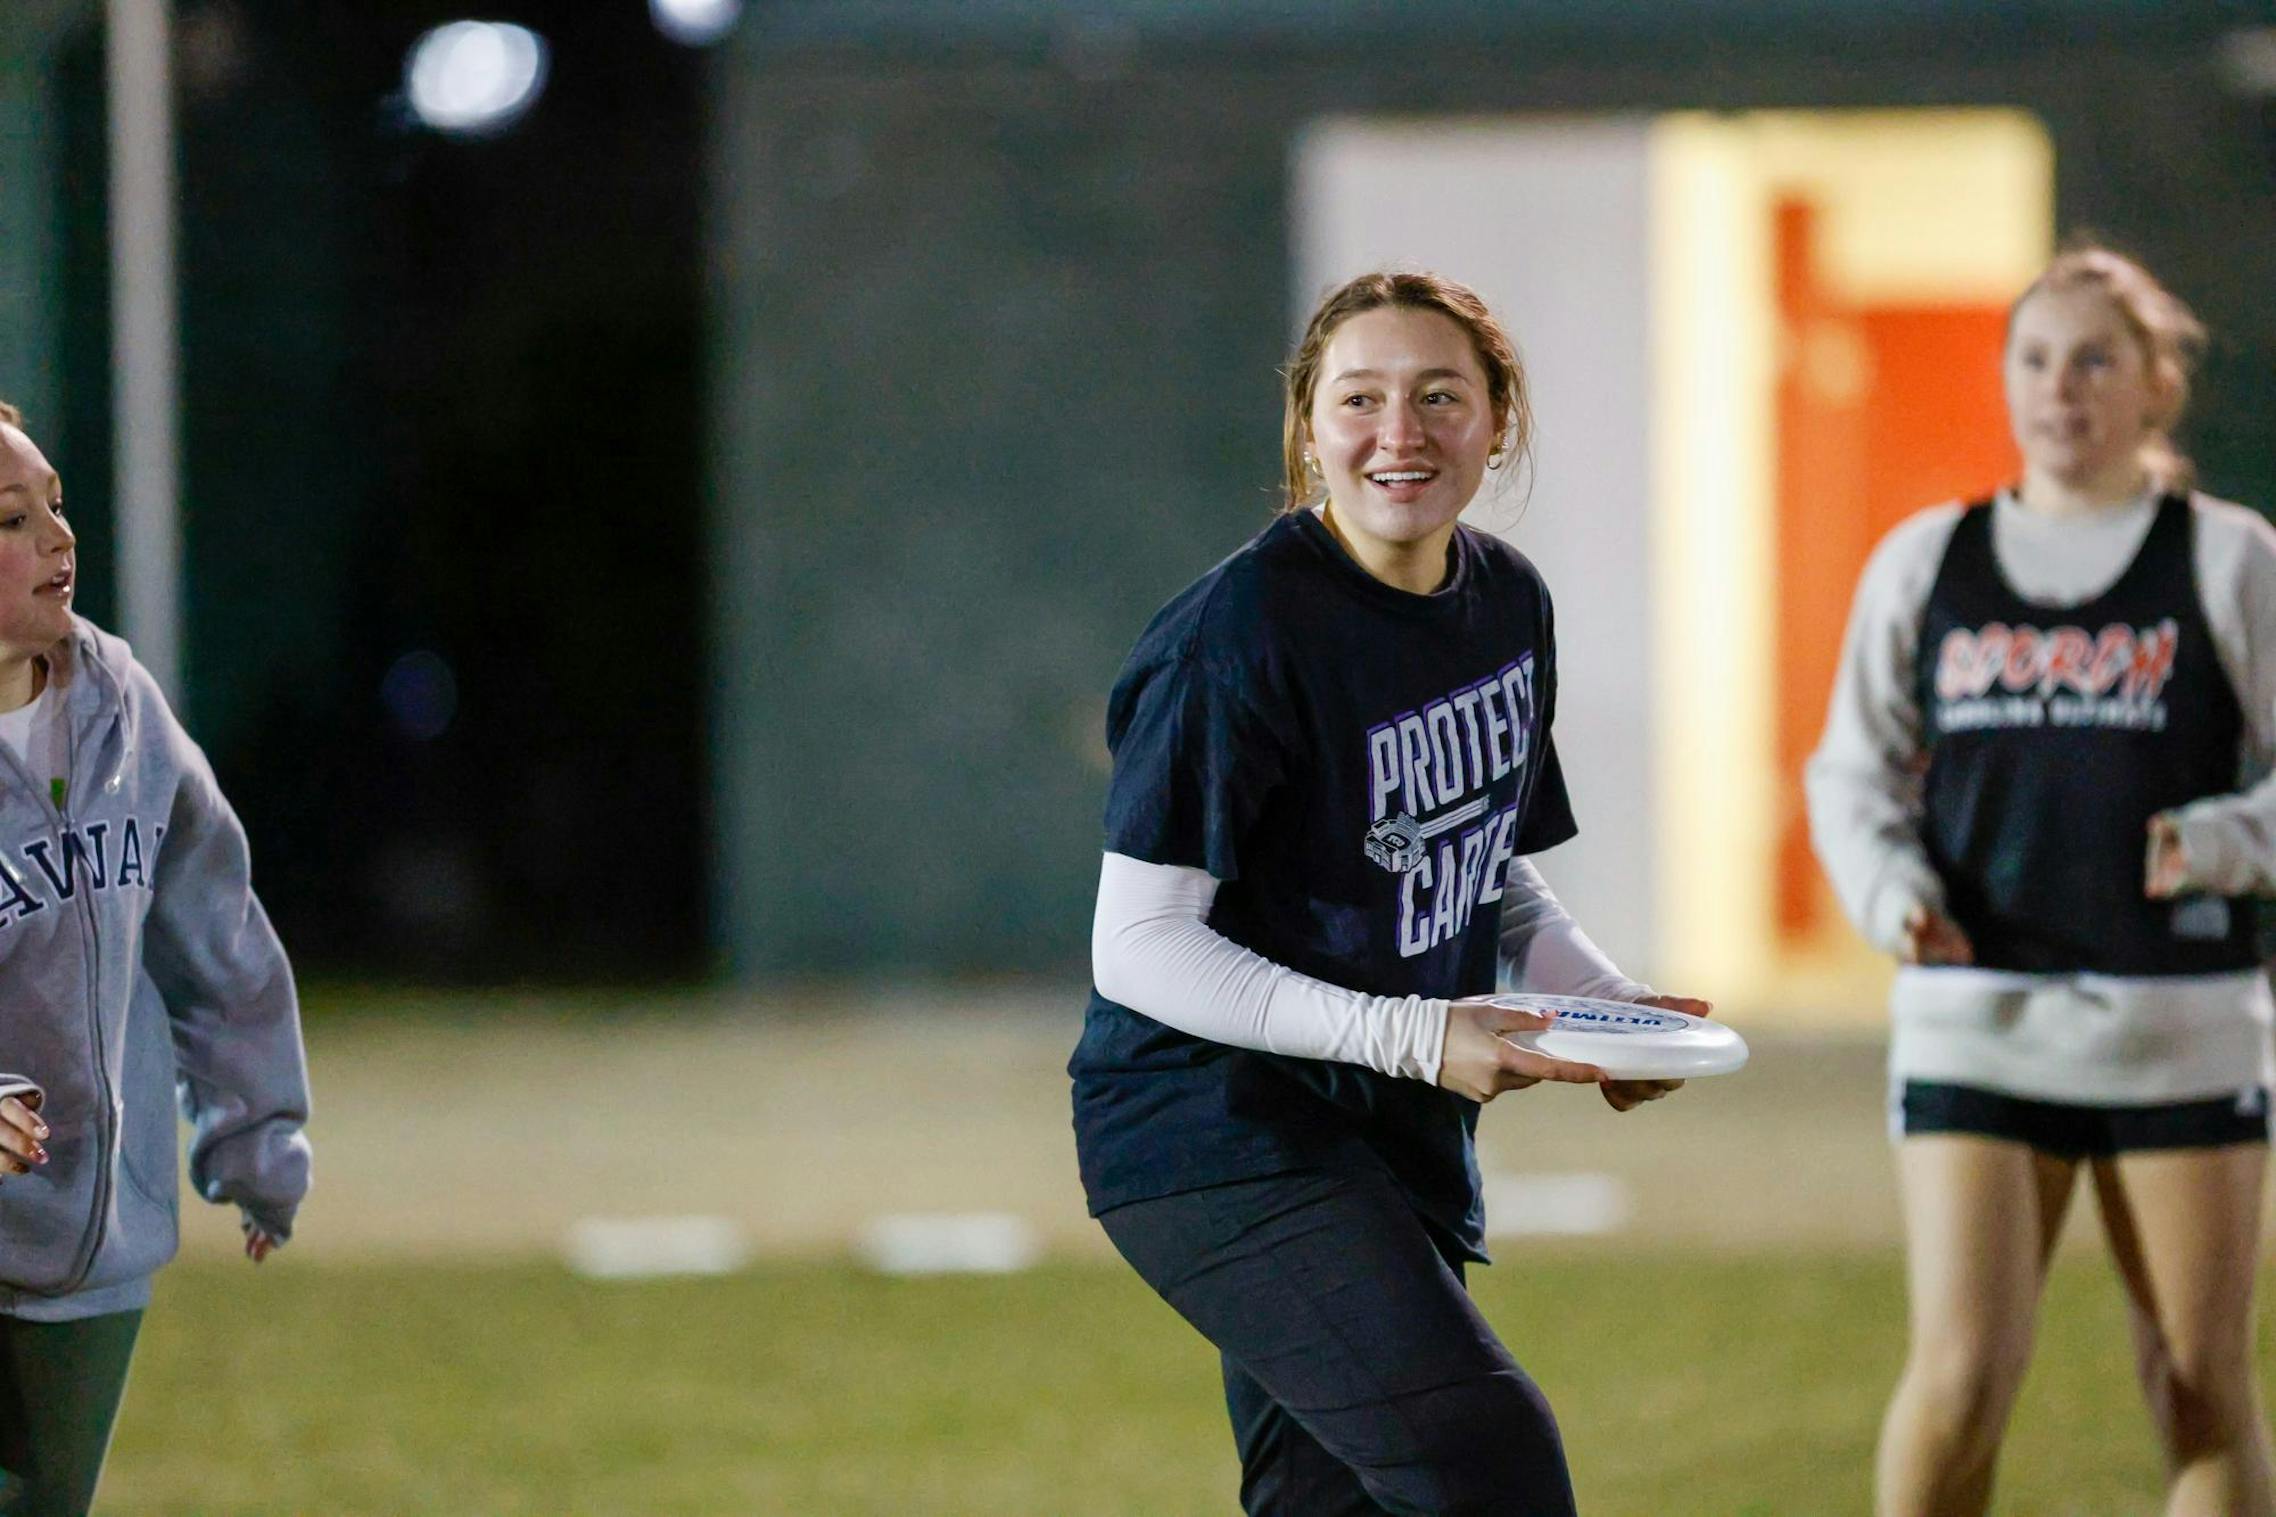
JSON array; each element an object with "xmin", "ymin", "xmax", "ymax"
[
  {"xmin": 2009, "ymin": 242, "xmax": 2207, "ymax": 493},
  {"xmin": 1280, "ymin": 271, "xmax": 1531, "ymax": 513}
]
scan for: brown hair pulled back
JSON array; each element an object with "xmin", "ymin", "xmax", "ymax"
[{"xmin": 1280, "ymin": 271, "xmax": 1531, "ymax": 513}]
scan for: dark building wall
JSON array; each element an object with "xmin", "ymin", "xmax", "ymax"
[
  {"xmin": 710, "ymin": 16, "xmax": 2276, "ymax": 977},
  {"xmin": 710, "ymin": 65, "xmax": 1290, "ymax": 974}
]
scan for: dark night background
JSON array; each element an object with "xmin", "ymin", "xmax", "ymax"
[{"xmin": 46, "ymin": 0, "xmax": 709, "ymax": 981}]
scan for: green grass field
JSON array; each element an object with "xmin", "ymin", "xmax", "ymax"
[{"xmin": 99, "ymin": 1247, "xmax": 2239, "ymax": 1515}]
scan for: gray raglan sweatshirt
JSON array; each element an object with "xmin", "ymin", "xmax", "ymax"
[
  {"xmin": 1806, "ymin": 490, "xmax": 2276, "ymax": 1103},
  {"xmin": 0, "ymin": 619, "xmax": 310, "ymax": 1320}
]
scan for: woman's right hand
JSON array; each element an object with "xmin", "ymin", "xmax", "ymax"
[
  {"xmin": 1899, "ymin": 904, "xmax": 1974, "ymax": 966},
  {"xmin": 1437, "ymin": 1000, "xmax": 1608, "ymax": 1104},
  {"xmin": 0, "ymin": 1092, "xmax": 48, "ymax": 1180}
]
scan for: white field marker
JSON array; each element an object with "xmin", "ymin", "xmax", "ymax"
[
  {"xmin": 856, "ymin": 1212, "xmax": 1041, "ymax": 1276},
  {"xmin": 1481, "ymin": 1172, "xmax": 1632, "ymax": 1238},
  {"xmin": 564, "ymin": 1215, "xmax": 752, "ymax": 1280}
]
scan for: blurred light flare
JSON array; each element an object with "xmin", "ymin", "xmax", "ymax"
[
  {"xmin": 381, "ymin": 649, "xmax": 459, "ymax": 741},
  {"xmin": 2220, "ymin": 28, "xmax": 2276, "ymax": 96},
  {"xmin": 650, "ymin": 0, "xmax": 741, "ymax": 47},
  {"xmin": 405, "ymin": 21, "xmax": 550, "ymax": 136}
]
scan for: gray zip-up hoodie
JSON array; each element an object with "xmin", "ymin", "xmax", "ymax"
[{"xmin": 0, "ymin": 619, "xmax": 310, "ymax": 1320}]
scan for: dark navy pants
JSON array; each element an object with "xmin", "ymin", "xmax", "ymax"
[
  {"xmin": 0, "ymin": 1309, "xmax": 142, "ymax": 1517},
  {"xmin": 1098, "ymin": 1158, "xmax": 1576, "ymax": 1516}
]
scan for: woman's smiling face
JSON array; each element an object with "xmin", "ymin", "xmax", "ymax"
[{"xmin": 1307, "ymin": 304, "xmax": 1499, "ymax": 559}]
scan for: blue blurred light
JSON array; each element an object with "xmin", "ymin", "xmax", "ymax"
[
  {"xmin": 381, "ymin": 650, "xmax": 460, "ymax": 742},
  {"xmin": 650, "ymin": 0, "xmax": 741, "ymax": 47},
  {"xmin": 404, "ymin": 21, "xmax": 549, "ymax": 137}
]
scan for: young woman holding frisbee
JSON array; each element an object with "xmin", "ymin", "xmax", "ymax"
[
  {"xmin": 1810, "ymin": 245, "xmax": 2276, "ymax": 1517},
  {"xmin": 1070, "ymin": 271, "xmax": 1706, "ymax": 1516},
  {"xmin": 0, "ymin": 401, "xmax": 312, "ymax": 1516}
]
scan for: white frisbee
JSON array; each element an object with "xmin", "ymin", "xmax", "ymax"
[{"xmin": 1486, "ymin": 994, "xmax": 1748, "ymax": 1080}]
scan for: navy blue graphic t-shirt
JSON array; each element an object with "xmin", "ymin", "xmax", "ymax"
[{"xmin": 1068, "ymin": 510, "xmax": 1577, "ymax": 1259}]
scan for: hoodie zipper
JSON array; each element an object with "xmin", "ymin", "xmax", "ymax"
[{"xmin": 56, "ymin": 711, "xmax": 113, "ymax": 1296}]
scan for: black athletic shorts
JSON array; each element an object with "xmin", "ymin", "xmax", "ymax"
[{"xmin": 1896, "ymin": 1079, "xmax": 2272, "ymax": 1158}]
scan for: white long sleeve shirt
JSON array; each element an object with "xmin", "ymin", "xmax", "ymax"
[
  {"xmin": 1091, "ymin": 850, "xmax": 1648, "ymax": 1087},
  {"xmin": 1806, "ymin": 490, "xmax": 2276, "ymax": 1103}
]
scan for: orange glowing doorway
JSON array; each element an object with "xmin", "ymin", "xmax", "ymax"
[{"xmin": 1770, "ymin": 198, "xmax": 2021, "ymax": 947}]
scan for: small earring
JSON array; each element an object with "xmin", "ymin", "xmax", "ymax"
[
  {"xmin": 1304, "ymin": 453, "xmax": 1321, "ymax": 477},
  {"xmin": 1487, "ymin": 449, "xmax": 1505, "ymax": 470}
]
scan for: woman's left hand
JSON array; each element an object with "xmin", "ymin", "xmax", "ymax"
[
  {"xmin": 2144, "ymin": 813, "xmax": 2189, "ymax": 899},
  {"xmin": 1599, "ymin": 993, "xmax": 1713, "ymax": 1112}
]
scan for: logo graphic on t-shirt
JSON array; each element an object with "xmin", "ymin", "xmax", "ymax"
[
  {"xmin": 1363, "ymin": 657, "xmax": 1536, "ymax": 958},
  {"xmin": 1933, "ymin": 618, "xmax": 2178, "ymax": 733}
]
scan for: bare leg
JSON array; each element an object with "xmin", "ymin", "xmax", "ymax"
[
  {"xmin": 2094, "ymin": 1145, "xmax": 2276, "ymax": 1517},
  {"xmin": 1877, "ymin": 1136, "xmax": 2078, "ymax": 1517}
]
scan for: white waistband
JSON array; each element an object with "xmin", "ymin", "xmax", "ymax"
[{"xmin": 1888, "ymin": 967, "xmax": 2276, "ymax": 1104}]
